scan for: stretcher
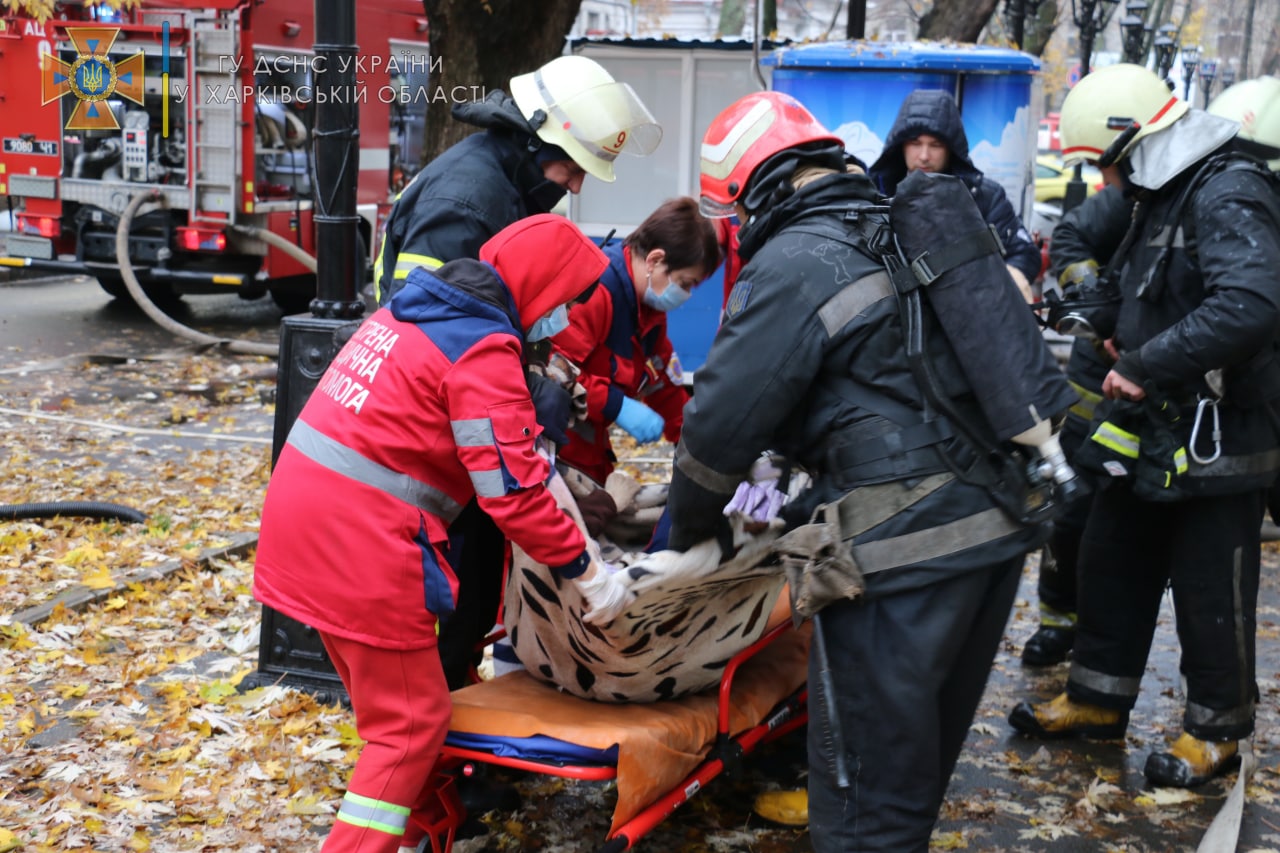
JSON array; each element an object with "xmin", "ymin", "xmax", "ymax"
[{"xmin": 409, "ymin": 620, "xmax": 811, "ymax": 852}]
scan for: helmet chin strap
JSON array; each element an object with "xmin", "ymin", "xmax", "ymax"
[{"xmin": 1098, "ymin": 120, "xmax": 1142, "ymax": 168}]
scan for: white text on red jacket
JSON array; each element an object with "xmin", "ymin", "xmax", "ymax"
[{"xmin": 316, "ymin": 319, "xmax": 401, "ymax": 414}]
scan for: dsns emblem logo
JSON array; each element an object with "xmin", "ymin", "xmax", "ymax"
[{"xmin": 41, "ymin": 27, "xmax": 144, "ymax": 130}]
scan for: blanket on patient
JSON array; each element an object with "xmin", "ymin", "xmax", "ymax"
[{"xmin": 502, "ymin": 467, "xmax": 793, "ymax": 702}]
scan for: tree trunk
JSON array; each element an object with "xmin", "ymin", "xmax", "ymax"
[
  {"xmin": 420, "ymin": 0, "xmax": 584, "ymax": 165},
  {"xmin": 918, "ymin": 0, "xmax": 1002, "ymax": 42},
  {"xmin": 1241, "ymin": 0, "xmax": 1257, "ymax": 75},
  {"xmin": 1022, "ymin": 0, "xmax": 1060, "ymax": 57},
  {"xmin": 719, "ymin": 0, "xmax": 747, "ymax": 35}
]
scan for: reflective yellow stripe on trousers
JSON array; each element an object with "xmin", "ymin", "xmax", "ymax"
[{"xmin": 336, "ymin": 791, "xmax": 410, "ymax": 836}]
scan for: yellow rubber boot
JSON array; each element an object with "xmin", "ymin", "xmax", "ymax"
[
  {"xmin": 753, "ymin": 789, "xmax": 809, "ymax": 826},
  {"xmin": 1144, "ymin": 733, "xmax": 1240, "ymax": 787},
  {"xmin": 1008, "ymin": 692, "xmax": 1128, "ymax": 739}
]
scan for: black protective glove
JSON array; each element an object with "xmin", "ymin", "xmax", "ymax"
[{"xmin": 526, "ymin": 371, "xmax": 572, "ymax": 445}]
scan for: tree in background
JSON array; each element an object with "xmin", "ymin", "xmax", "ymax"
[
  {"xmin": 717, "ymin": 0, "xmax": 778, "ymax": 36},
  {"xmin": 420, "ymin": 0, "xmax": 584, "ymax": 163}
]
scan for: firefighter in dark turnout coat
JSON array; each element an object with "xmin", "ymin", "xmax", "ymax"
[
  {"xmin": 373, "ymin": 55, "xmax": 660, "ymax": 304},
  {"xmin": 869, "ymin": 88, "xmax": 1042, "ymax": 299},
  {"xmin": 672, "ymin": 91, "xmax": 1053, "ymax": 852},
  {"xmin": 1009, "ymin": 63, "xmax": 1280, "ymax": 789},
  {"xmin": 370, "ymin": 56, "xmax": 659, "ymax": 689},
  {"xmin": 1022, "ymin": 185, "xmax": 1133, "ymax": 665}
]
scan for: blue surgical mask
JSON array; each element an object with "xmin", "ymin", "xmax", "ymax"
[
  {"xmin": 642, "ymin": 281, "xmax": 692, "ymax": 313},
  {"xmin": 527, "ymin": 304, "xmax": 569, "ymax": 341}
]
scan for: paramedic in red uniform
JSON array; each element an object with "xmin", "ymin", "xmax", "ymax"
[
  {"xmin": 551, "ymin": 197, "xmax": 719, "ymax": 488},
  {"xmin": 253, "ymin": 215, "xmax": 635, "ymax": 853}
]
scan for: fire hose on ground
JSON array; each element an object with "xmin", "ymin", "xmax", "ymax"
[
  {"xmin": 115, "ymin": 189, "xmax": 317, "ymax": 358},
  {"xmin": 0, "ymin": 501, "xmax": 146, "ymax": 523}
]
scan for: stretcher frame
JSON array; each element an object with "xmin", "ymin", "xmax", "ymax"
[{"xmin": 409, "ymin": 620, "xmax": 809, "ymax": 853}]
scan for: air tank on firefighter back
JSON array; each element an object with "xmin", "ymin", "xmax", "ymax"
[{"xmin": 764, "ymin": 40, "xmax": 1042, "ymax": 226}]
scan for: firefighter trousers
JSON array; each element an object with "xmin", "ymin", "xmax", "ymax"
[
  {"xmin": 807, "ymin": 554, "xmax": 1023, "ymax": 852},
  {"xmin": 319, "ymin": 631, "xmax": 452, "ymax": 853},
  {"xmin": 1068, "ymin": 484, "xmax": 1264, "ymax": 741}
]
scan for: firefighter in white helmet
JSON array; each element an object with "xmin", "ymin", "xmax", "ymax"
[
  {"xmin": 371, "ymin": 55, "xmax": 660, "ymax": 699},
  {"xmin": 1208, "ymin": 74, "xmax": 1280, "ymax": 170},
  {"xmin": 374, "ymin": 55, "xmax": 660, "ymax": 305},
  {"xmin": 1009, "ymin": 63, "xmax": 1280, "ymax": 789}
]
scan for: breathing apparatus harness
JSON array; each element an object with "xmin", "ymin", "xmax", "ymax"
[{"xmin": 788, "ymin": 201, "xmax": 1062, "ymax": 527}]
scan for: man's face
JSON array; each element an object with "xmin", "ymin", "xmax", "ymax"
[
  {"xmin": 1097, "ymin": 162, "xmax": 1124, "ymax": 188},
  {"xmin": 903, "ymin": 134, "xmax": 949, "ymax": 174},
  {"xmin": 542, "ymin": 160, "xmax": 587, "ymax": 194}
]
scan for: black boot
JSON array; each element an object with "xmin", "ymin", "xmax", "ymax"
[{"xmin": 1022, "ymin": 625, "xmax": 1076, "ymax": 665}]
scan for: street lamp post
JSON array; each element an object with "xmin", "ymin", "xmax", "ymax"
[
  {"xmin": 252, "ymin": 0, "xmax": 364, "ymax": 703},
  {"xmin": 1120, "ymin": 0, "xmax": 1149, "ymax": 63},
  {"xmin": 1199, "ymin": 58, "xmax": 1218, "ymax": 107},
  {"xmin": 1152, "ymin": 26, "xmax": 1178, "ymax": 87},
  {"xmin": 1220, "ymin": 62, "xmax": 1236, "ymax": 92},
  {"xmin": 1180, "ymin": 43, "xmax": 1201, "ymax": 101},
  {"xmin": 1063, "ymin": 0, "xmax": 1120, "ymax": 212}
]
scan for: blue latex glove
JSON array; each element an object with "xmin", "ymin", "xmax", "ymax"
[{"xmin": 616, "ymin": 396, "xmax": 664, "ymax": 444}]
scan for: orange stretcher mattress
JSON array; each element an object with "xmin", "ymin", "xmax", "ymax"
[{"xmin": 447, "ymin": 622, "xmax": 811, "ymax": 834}]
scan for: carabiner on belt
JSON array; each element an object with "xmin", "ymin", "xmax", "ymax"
[{"xmin": 1189, "ymin": 396, "xmax": 1222, "ymax": 465}]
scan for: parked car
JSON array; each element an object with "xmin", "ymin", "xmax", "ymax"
[{"xmin": 1035, "ymin": 155, "xmax": 1104, "ymax": 208}]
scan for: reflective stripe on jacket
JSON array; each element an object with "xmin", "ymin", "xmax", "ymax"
[{"xmin": 254, "ymin": 265, "xmax": 587, "ymax": 650}]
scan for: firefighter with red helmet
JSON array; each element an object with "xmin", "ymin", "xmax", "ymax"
[
  {"xmin": 668, "ymin": 91, "xmax": 1049, "ymax": 850},
  {"xmin": 549, "ymin": 197, "xmax": 719, "ymax": 533},
  {"xmin": 253, "ymin": 215, "xmax": 634, "ymax": 853}
]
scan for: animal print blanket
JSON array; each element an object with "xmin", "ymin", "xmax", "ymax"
[{"xmin": 503, "ymin": 465, "xmax": 828, "ymax": 703}]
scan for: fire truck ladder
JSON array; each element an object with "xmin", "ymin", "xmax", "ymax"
[{"xmin": 189, "ymin": 16, "xmax": 240, "ymax": 223}]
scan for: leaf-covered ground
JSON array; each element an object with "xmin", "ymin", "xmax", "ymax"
[{"xmin": 4, "ymin": 344, "xmax": 1280, "ymax": 852}]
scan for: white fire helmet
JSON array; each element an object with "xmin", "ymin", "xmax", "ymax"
[
  {"xmin": 1208, "ymin": 75, "xmax": 1280, "ymax": 171},
  {"xmin": 1059, "ymin": 63, "xmax": 1188, "ymax": 167},
  {"xmin": 509, "ymin": 55, "xmax": 662, "ymax": 183}
]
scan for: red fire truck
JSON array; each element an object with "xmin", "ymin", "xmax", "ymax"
[{"xmin": 0, "ymin": 0, "xmax": 428, "ymax": 310}]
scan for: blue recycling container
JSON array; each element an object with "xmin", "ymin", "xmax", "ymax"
[{"xmin": 669, "ymin": 40, "xmax": 1040, "ymax": 375}]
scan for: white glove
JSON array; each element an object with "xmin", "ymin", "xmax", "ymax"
[{"xmin": 573, "ymin": 561, "xmax": 636, "ymax": 626}]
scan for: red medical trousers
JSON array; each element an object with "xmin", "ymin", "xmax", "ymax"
[{"xmin": 320, "ymin": 631, "xmax": 452, "ymax": 852}]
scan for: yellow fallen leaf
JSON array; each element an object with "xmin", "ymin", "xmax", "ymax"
[
  {"xmin": 64, "ymin": 544, "xmax": 106, "ymax": 565},
  {"xmin": 54, "ymin": 682, "xmax": 90, "ymax": 700},
  {"xmin": 288, "ymin": 795, "xmax": 332, "ymax": 815},
  {"xmin": 103, "ymin": 596, "xmax": 127, "ymax": 611},
  {"xmin": 932, "ymin": 831, "xmax": 969, "ymax": 849},
  {"xmin": 82, "ymin": 564, "xmax": 116, "ymax": 590},
  {"xmin": 1135, "ymin": 787, "xmax": 1200, "ymax": 806}
]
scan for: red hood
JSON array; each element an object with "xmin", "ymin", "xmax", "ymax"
[{"xmin": 480, "ymin": 214, "xmax": 609, "ymax": 329}]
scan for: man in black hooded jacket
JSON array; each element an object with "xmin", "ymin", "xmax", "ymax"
[{"xmin": 870, "ymin": 88, "xmax": 1042, "ymax": 300}]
